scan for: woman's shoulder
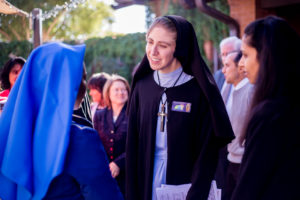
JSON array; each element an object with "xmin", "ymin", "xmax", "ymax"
[
  {"xmin": 135, "ymin": 73, "xmax": 154, "ymax": 87},
  {"xmin": 246, "ymin": 98, "xmax": 300, "ymax": 149},
  {"xmin": 248, "ymin": 98, "xmax": 299, "ymax": 134},
  {"xmin": 94, "ymin": 107, "xmax": 108, "ymax": 120},
  {"xmin": 252, "ymin": 98, "xmax": 293, "ymax": 119}
]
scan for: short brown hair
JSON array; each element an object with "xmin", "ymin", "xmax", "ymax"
[{"xmin": 103, "ymin": 74, "xmax": 130, "ymax": 108}]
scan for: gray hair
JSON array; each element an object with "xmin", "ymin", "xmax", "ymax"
[{"xmin": 219, "ymin": 36, "xmax": 241, "ymax": 51}]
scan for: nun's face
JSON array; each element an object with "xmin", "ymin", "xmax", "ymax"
[{"xmin": 146, "ymin": 26, "xmax": 180, "ymax": 73}]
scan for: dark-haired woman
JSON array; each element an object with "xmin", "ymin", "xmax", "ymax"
[
  {"xmin": 0, "ymin": 57, "xmax": 26, "ymax": 99},
  {"xmin": 232, "ymin": 16, "xmax": 300, "ymax": 200},
  {"xmin": 126, "ymin": 15, "xmax": 234, "ymax": 200}
]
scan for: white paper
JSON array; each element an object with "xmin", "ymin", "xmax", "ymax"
[
  {"xmin": 207, "ymin": 180, "xmax": 222, "ymax": 200},
  {"xmin": 155, "ymin": 181, "xmax": 221, "ymax": 200},
  {"xmin": 156, "ymin": 183, "xmax": 191, "ymax": 200}
]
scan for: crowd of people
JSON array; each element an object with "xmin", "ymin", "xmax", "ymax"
[{"xmin": 0, "ymin": 14, "xmax": 299, "ymax": 200}]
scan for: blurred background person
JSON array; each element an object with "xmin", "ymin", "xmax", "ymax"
[
  {"xmin": 93, "ymin": 74, "xmax": 130, "ymax": 197},
  {"xmin": 214, "ymin": 36, "xmax": 241, "ymax": 91},
  {"xmin": 231, "ymin": 16, "xmax": 300, "ymax": 200},
  {"xmin": 214, "ymin": 36, "xmax": 241, "ymax": 191},
  {"xmin": 221, "ymin": 51, "xmax": 253, "ymax": 200},
  {"xmin": 87, "ymin": 72, "xmax": 111, "ymax": 119},
  {"xmin": 219, "ymin": 36, "xmax": 242, "ymax": 98},
  {"xmin": 0, "ymin": 57, "xmax": 26, "ymax": 100},
  {"xmin": 0, "ymin": 57, "xmax": 26, "ymax": 115}
]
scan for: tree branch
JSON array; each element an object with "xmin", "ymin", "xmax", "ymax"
[
  {"xmin": 8, "ymin": 25, "xmax": 21, "ymax": 40},
  {"xmin": 22, "ymin": 16, "xmax": 30, "ymax": 40},
  {"xmin": 44, "ymin": 10, "xmax": 67, "ymax": 41},
  {"xmin": 0, "ymin": 28, "xmax": 12, "ymax": 41}
]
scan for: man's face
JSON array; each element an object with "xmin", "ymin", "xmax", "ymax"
[{"xmin": 222, "ymin": 54, "xmax": 240, "ymax": 85}]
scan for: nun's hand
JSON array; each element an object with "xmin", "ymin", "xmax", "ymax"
[{"xmin": 109, "ymin": 161, "xmax": 120, "ymax": 178}]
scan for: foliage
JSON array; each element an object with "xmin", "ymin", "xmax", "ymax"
[
  {"xmin": 0, "ymin": 0, "xmax": 65, "ymax": 41},
  {"xmin": 45, "ymin": 0, "xmax": 113, "ymax": 40},
  {"xmin": 0, "ymin": 40, "xmax": 32, "ymax": 67},
  {"xmin": 0, "ymin": 0, "xmax": 113, "ymax": 41},
  {"xmin": 0, "ymin": 33, "xmax": 146, "ymax": 83},
  {"xmin": 84, "ymin": 33, "xmax": 146, "ymax": 83}
]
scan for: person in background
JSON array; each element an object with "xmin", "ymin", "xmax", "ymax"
[
  {"xmin": 0, "ymin": 57, "xmax": 26, "ymax": 115},
  {"xmin": 221, "ymin": 51, "xmax": 253, "ymax": 200},
  {"xmin": 219, "ymin": 36, "xmax": 242, "ymax": 99},
  {"xmin": 214, "ymin": 36, "xmax": 241, "ymax": 190},
  {"xmin": 88, "ymin": 72, "xmax": 111, "ymax": 119},
  {"xmin": 93, "ymin": 74, "xmax": 130, "ymax": 196},
  {"xmin": 0, "ymin": 42, "xmax": 123, "ymax": 200},
  {"xmin": 214, "ymin": 36, "xmax": 241, "ymax": 91},
  {"xmin": 126, "ymin": 15, "xmax": 233, "ymax": 200},
  {"xmin": 231, "ymin": 16, "xmax": 300, "ymax": 200},
  {"xmin": 0, "ymin": 57, "xmax": 26, "ymax": 100}
]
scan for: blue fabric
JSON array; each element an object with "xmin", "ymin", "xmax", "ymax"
[
  {"xmin": 44, "ymin": 119, "xmax": 124, "ymax": 200},
  {"xmin": 0, "ymin": 42, "xmax": 85, "ymax": 200}
]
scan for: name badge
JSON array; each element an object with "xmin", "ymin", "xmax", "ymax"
[{"xmin": 171, "ymin": 101, "xmax": 191, "ymax": 113}]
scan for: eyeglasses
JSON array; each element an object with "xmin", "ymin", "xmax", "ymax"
[{"xmin": 220, "ymin": 50, "xmax": 240, "ymax": 58}]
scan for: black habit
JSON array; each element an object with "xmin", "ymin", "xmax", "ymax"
[
  {"xmin": 231, "ymin": 98, "xmax": 300, "ymax": 200},
  {"xmin": 126, "ymin": 15, "xmax": 234, "ymax": 200},
  {"xmin": 94, "ymin": 105, "xmax": 127, "ymax": 195}
]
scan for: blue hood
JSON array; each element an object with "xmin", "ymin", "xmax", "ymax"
[{"xmin": 0, "ymin": 42, "xmax": 85, "ymax": 200}]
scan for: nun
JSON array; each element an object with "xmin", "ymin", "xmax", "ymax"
[{"xmin": 126, "ymin": 15, "xmax": 234, "ymax": 200}]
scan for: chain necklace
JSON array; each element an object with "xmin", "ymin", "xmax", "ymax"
[{"xmin": 157, "ymin": 68, "xmax": 184, "ymax": 132}]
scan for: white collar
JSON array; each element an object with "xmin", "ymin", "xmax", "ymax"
[{"xmin": 233, "ymin": 78, "xmax": 249, "ymax": 91}]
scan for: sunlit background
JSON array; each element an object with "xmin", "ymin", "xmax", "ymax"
[
  {"xmin": 110, "ymin": 5, "xmax": 146, "ymax": 34},
  {"xmin": 1, "ymin": 0, "xmax": 299, "ymax": 81}
]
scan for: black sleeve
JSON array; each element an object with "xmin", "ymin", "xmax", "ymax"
[
  {"xmin": 114, "ymin": 152, "xmax": 125, "ymax": 171},
  {"xmin": 125, "ymin": 86, "xmax": 140, "ymax": 200},
  {"xmin": 93, "ymin": 109, "xmax": 103, "ymax": 136},
  {"xmin": 231, "ymin": 112, "xmax": 294, "ymax": 200},
  {"xmin": 186, "ymin": 113, "xmax": 224, "ymax": 200}
]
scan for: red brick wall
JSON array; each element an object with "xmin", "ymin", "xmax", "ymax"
[{"xmin": 227, "ymin": 0, "xmax": 256, "ymax": 37}]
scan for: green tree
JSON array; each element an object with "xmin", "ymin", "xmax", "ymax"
[
  {"xmin": 0, "ymin": 0, "xmax": 113, "ymax": 41},
  {"xmin": 43, "ymin": 0, "xmax": 113, "ymax": 41},
  {"xmin": 84, "ymin": 33, "xmax": 146, "ymax": 83}
]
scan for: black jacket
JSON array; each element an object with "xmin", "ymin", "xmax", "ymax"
[
  {"xmin": 231, "ymin": 99, "xmax": 300, "ymax": 200},
  {"xmin": 94, "ymin": 105, "xmax": 127, "ymax": 195}
]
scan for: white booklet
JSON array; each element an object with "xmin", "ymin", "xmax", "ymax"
[
  {"xmin": 207, "ymin": 180, "xmax": 221, "ymax": 200},
  {"xmin": 156, "ymin": 180, "xmax": 221, "ymax": 200}
]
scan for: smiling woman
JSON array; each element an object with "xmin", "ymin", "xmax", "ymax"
[
  {"xmin": 93, "ymin": 74, "xmax": 130, "ymax": 197},
  {"xmin": 126, "ymin": 15, "xmax": 234, "ymax": 200},
  {"xmin": 146, "ymin": 26, "xmax": 179, "ymax": 73}
]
